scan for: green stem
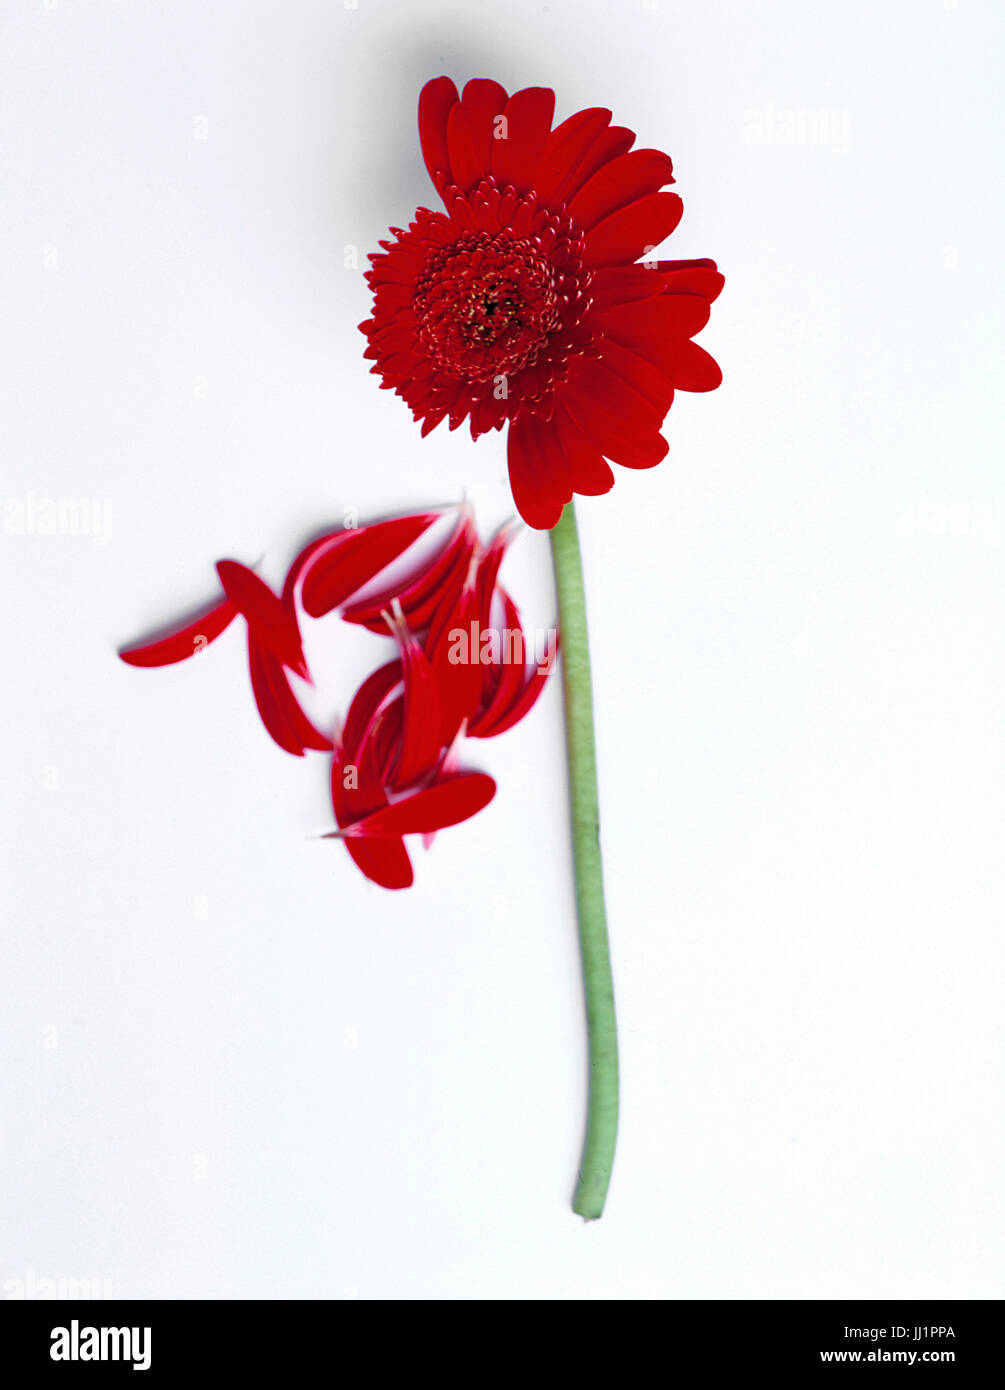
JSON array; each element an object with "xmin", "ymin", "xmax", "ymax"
[{"xmin": 549, "ymin": 502, "xmax": 619, "ymax": 1221}]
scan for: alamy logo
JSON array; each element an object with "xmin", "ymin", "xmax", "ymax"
[
  {"xmin": 1, "ymin": 491, "xmax": 113, "ymax": 545},
  {"xmin": 446, "ymin": 621, "xmax": 558, "ymax": 667},
  {"xmin": 50, "ymin": 1319, "xmax": 151, "ymax": 1372},
  {"xmin": 3, "ymin": 1270, "xmax": 112, "ymax": 1300},
  {"xmin": 743, "ymin": 102, "xmax": 853, "ymax": 156}
]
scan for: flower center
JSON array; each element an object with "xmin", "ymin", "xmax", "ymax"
[{"xmin": 413, "ymin": 231, "xmax": 562, "ymax": 382}]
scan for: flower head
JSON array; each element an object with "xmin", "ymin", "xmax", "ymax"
[{"xmin": 361, "ymin": 78, "xmax": 724, "ymax": 529}]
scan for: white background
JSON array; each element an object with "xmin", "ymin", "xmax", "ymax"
[{"xmin": 1, "ymin": 0, "xmax": 1002, "ymax": 1300}]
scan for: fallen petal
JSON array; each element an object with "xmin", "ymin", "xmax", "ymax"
[
  {"xmin": 119, "ymin": 598, "xmax": 236, "ymax": 667},
  {"xmin": 329, "ymin": 772, "xmax": 496, "ymax": 838},
  {"xmin": 300, "ymin": 513, "xmax": 441, "ymax": 618},
  {"xmin": 469, "ymin": 590, "xmax": 531, "ymax": 735},
  {"xmin": 341, "ymin": 659, "xmax": 404, "ymax": 763},
  {"xmin": 426, "ymin": 551, "xmax": 485, "ymax": 744},
  {"xmin": 471, "ymin": 632, "xmax": 560, "ymax": 738},
  {"xmin": 382, "ymin": 601, "xmax": 445, "ymax": 789},
  {"xmin": 330, "ymin": 733, "xmax": 413, "ymax": 889},
  {"xmin": 341, "ymin": 508, "xmax": 477, "ymax": 634},
  {"xmin": 247, "ymin": 634, "xmax": 331, "ymax": 756},
  {"xmin": 217, "ymin": 559, "xmax": 308, "ymax": 678}
]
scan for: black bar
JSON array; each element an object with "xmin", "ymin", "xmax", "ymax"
[{"xmin": 0, "ymin": 1299, "xmax": 996, "ymax": 1376}]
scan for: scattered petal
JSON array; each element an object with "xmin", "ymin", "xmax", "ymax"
[
  {"xmin": 426, "ymin": 551, "xmax": 486, "ymax": 745},
  {"xmin": 217, "ymin": 559, "xmax": 308, "ymax": 678},
  {"xmin": 300, "ymin": 513, "xmax": 441, "ymax": 618},
  {"xmin": 248, "ymin": 634, "xmax": 331, "ymax": 756},
  {"xmin": 472, "ymin": 632, "xmax": 560, "ymax": 738},
  {"xmin": 341, "ymin": 659, "xmax": 403, "ymax": 763},
  {"xmin": 340, "ymin": 508, "xmax": 476, "ymax": 633},
  {"xmin": 469, "ymin": 590, "xmax": 533, "ymax": 736},
  {"xmin": 331, "ymin": 732, "xmax": 414, "ymax": 889},
  {"xmin": 329, "ymin": 773, "xmax": 496, "ymax": 838},
  {"xmin": 382, "ymin": 601, "xmax": 445, "ymax": 790},
  {"xmin": 119, "ymin": 598, "xmax": 236, "ymax": 667}
]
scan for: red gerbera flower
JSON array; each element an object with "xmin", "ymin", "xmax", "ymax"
[{"xmin": 360, "ymin": 77, "xmax": 724, "ymax": 529}]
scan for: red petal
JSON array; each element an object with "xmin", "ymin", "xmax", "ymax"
[
  {"xmin": 119, "ymin": 598, "xmax": 236, "ymax": 667},
  {"xmin": 657, "ymin": 258, "xmax": 725, "ymax": 301},
  {"xmin": 425, "ymin": 537, "xmax": 478, "ymax": 657},
  {"xmin": 248, "ymin": 639, "xmax": 303, "ymax": 755},
  {"xmin": 471, "ymin": 634, "xmax": 559, "ymax": 739},
  {"xmin": 383, "ymin": 603, "xmax": 445, "ymax": 789},
  {"xmin": 563, "ymin": 362, "xmax": 669, "ymax": 470},
  {"xmin": 341, "ymin": 835, "xmax": 413, "ymax": 890},
  {"xmin": 598, "ymin": 292, "xmax": 711, "ymax": 352},
  {"xmin": 458, "ymin": 78, "xmax": 508, "ymax": 182},
  {"xmin": 475, "ymin": 517, "xmax": 520, "ymax": 619},
  {"xmin": 583, "ymin": 192, "xmax": 684, "ymax": 268},
  {"xmin": 535, "ymin": 108, "xmax": 613, "ymax": 204},
  {"xmin": 469, "ymin": 523, "xmax": 521, "ymax": 707},
  {"xmin": 216, "ymin": 559, "xmax": 307, "ymax": 678},
  {"xmin": 299, "ymin": 513, "xmax": 440, "ymax": 618},
  {"xmin": 568, "ymin": 354, "xmax": 662, "ymax": 426},
  {"xmin": 420, "ymin": 718, "xmax": 469, "ymax": 850},
  {"xmin": 490, "ymin": 87, "xmax": 555, "ymax": 193},
  {"xmin": 331, "ymin": 735, "xmax": 413, "ymax": 889},
  {"xmin": 371, "ymin": 696, "xmax": 405, "ymax": 785},
  {"xmin": 546, "ymin": 123, "xmax": 635, "ymax": 208},
  {"xmin": 282, "ymin": 530, "xmax": 353, "ymax": 609},
  {"xmin": 506, "ymin": 413, "xmax": 570, "ymax": 530},
  {"xmin": 446, "ymin": 102, "xmax": 482, "ymax": 194},
  {"xmin": 426, "ymin": 554, "xmax": 486, "ymax": 745},
  {"xmin": 332, "ymin": 773, "xmax": 496, "ymax": 838},
  {"xmin": 568, "ymin": 149, "xmax": 675, "ymax": 229},
  {"xmin": 469, "ymin": 590, "xmax": 530, "ymax": 735},
  {"xmin": 340, "ymin": 509, "xmax": 476, "ymax": 633},
  {"xmin": 599, "ymin": 338, "xmax": 676, "ymax": 416},
  {"xmin": 555, "ymin": 125, "xmax": 637, "ymax": 207},
  {"xmin": 673, "ymin": 341, "xmax": 723, "ymax": 392},
  {"xmin": 554, "ymin": 404, "xmax": 616, "ymax": 497},
  {"xmin": 418, "ymin": 76, "xmax": 459, "ymax": 195},
  {"xmin": 247, "ymin": 634, "xmax": 331, "ymax": 756},
  {"xmin": 588, "ymin": 265, "xmax": 675, "ymax": 309},
  {"xmin": 341, "ymin": 659, "xmax": 403, "ymax": 763}
]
